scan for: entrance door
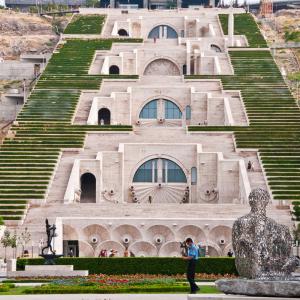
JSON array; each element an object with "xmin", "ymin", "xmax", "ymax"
[
  {"xmin": 63, "ymin": 240, "xmax": 79, "ymax": 257},
  {"xmin": 98, "ymin": 108, "xmax": 111, "ymax": 125}
]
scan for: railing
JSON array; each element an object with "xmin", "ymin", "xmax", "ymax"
[{"xmin": 0, "ymin": 120, "xmax": 13, "ymax": 134}]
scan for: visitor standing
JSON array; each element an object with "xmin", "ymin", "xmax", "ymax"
[
  {"xmin": 182, "ymin": 237, "xmax": 199, "ymax": 294},
  {"xmin": 227, "ymin": 249, "xmax": 234, "ymax": 257}
]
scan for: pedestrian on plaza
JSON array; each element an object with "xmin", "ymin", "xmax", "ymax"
[
  {"xmin": 182, "ymin": 237, "xmax": 199, "ymax": 294},
  {"xmin": 227, "ymin": 249, "xmax": 234, "ymax": 257}
]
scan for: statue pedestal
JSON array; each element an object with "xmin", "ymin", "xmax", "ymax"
[
  {"xmin": 39, "ymin": 254, "xmax": 63, "ymax": 265},
  {"xmin": 7, "ymin": 265, "xmax": 88, "ymax": 278},
  {"xmin": 216, "ymin": 278, "xmax": 300, "ymax": 298}
]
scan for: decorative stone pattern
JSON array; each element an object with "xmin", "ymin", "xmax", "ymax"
[
  {"xmin": 143, "ymin": 59, "xmax": 180, "ymax": 76},
  {"xmin": 232, "ymin": 188, "xmax": 299, "ymax": 280}
]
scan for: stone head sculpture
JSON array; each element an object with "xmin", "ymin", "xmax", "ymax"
[
  {"xmin": 232, "ymin": 188, "xmax": 299, "ymax": 280},
  {"xmin": 248, "ymin": 188, "xmax": 269, "ymax": 215}
]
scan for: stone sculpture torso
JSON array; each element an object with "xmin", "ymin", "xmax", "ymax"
[{"xmin": 232, "ymin": 188, "xmax": 298, "ymax": 280}]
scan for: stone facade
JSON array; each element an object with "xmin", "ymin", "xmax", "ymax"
[{"xmin": 5, "ymin": 8, "xmax": 293, "ymax": 259}]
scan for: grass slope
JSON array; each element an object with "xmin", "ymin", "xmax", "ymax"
[
  {"xmin": 219, "ymin": 13, "xmax": 267, "ymax": 48},
  {"xmin": 0, "ymin": 38, "xmax": 141, "ymax": 221},
  {"xmin": 64, "ymin": 15, "xmax": 106, "ymax": 34},
  {"xmin": 188, "ymin": 50, "xmax": 300, "ymax": 210}
]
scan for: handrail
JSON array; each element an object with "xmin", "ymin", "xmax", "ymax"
[
  {"xmin": 0, "ymin": 120, "xmax": 13, "ymax": 133},
  {"xmin": 40, "ymin": 10, "xmax": 79, "ymax": 16}
]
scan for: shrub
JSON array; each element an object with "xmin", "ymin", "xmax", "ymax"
[{"xmin": 17, "ymin": 257, "xmax": 237, "ymax": 275}]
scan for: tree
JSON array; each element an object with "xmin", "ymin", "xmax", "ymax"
[
  {"xmin": 17, "ymin": 227, "xmax": 31, "ymax": 256},
  {"xmin": 0, "ymin": 229, "xmax": 11, "ymax": 262},
  {"xmin": 10, "ymin": 231, "xmax": 17, "ymax": 259}
]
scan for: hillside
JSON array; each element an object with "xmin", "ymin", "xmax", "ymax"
[{"xmin": 0, "ymin": 9, "xmax": 69, "ymax": 59}]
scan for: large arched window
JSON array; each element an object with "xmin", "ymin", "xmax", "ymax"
[
  {"xmin": 139, "ymin": 100, "xmax": 157, "ymax": 119},
  {"xmin": 133, "ymin": 158, "xmax": 187, "ymax": 183},
  {"xmin": 139, "ymin": 99, "xmax": 182, "ymax": 120},
  {"xmin": 80, "ymin": 173, "xmax": 96, "ymax": 203},
  {"xmin": 148, "ymin": 25, "xmax": 178, "ymax": 39},
  {"xmin": 165, "ymin": 100, "xmax": 182, "ymax": 119},
  {"xmin": 133, "ymin": 159, "xmax": 157, "ymax": 183}
]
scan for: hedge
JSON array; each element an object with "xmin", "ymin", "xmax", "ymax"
[{"xmin": 17, "ymin": 257, "xmax": 237, "ymax": 275}]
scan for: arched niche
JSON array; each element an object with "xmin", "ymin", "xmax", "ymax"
[
  {"xmin": 63, "ymin": 224, "xmax": 79, "ymax": 241},
  {"xmin": 80, "ymin": 173, "xmax": 96, "ymax": 203},
  {"xmin": 177, "ymin": 225, "xmax": 206, "ymax": 244},
  {"xmin": 128, "ymin": 241, "xmax": 157, "ymax": 257},
  {"xmin": 145, "ymin": 225, "xmax": 175, "ymax": 245},
  {"xmin": 79, "ymin": 240, "xmax": 95, "ymax": 257},
  {"xmin": 208, "ymin": 225, "xmax": 232, "ymax": 248},
  {"xmin": 96, "ymin": 240, "xmax": 125, "ymax": 257},
  {"xmin": 82, "ymin": 224, "xmax": 110, "ymax": 245},
  {"xmin": 118, "ymin": 29, "xmax": 129, "ymax": 36},
  {"xmin": 143, "ymin": 58, "xmax": 180, "ymax": 76},
  {"xmin": 98, "ymin": 108, "xmax": 111, "ymax": 125},
  {"xmin": 111, "ymin": 224, "xmax": 142, "ymax": 246},
  {"xmin": 159, "ymin": 241, "xmax": 181, "ymax": 257},
  {"xmin": 109, "ymin": 65, "xmax": 120, "ymax": 75}
]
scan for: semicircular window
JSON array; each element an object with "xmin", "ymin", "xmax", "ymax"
[
  {"xmin": 139, "ymin": 99, "xmax": 181, "ymax": 120},
  {"xmin": 139, "ymin": 100, "xmax": 157, "ymax": 119},
  {"xmin": 148, "ymin": 25, "xmax": 178, "ymax": 39},
  {"xmin": 133, "ymin": 158, "xmax": 186, "ymax": 183},
  {"xmin": 165, "ymin": 100, "xmax": 182, "ymax": 119}
]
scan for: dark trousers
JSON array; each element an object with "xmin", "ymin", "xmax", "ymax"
[{"xmin": 187, "ymin": 259, "xmax": 198, "ymax": 293}]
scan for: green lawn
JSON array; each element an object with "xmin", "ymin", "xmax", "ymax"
[
  {"xmin": 64, "ymin": 15, "xmax": 106, "ymax": 34},
  {"xmin": 0, "ymin": 284, "xmax": 220, "ymax": 295},
  {"xmin": 0, "ymin": 38, "xmax": 141, "ymax": 222}
]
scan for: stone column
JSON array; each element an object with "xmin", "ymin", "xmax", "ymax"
[
  {"xmin": 209, "ymin": 0, "xmax": 215, "ymax": 7},
  {"xmin": 186, "ymin": 42, "xmax": 191, "ymax": 75},
  {"xmin": 143, "ymin": 0, "xmax": 148, "ymax": 9},
  {"xmin": 159, "ymin": 25, "xmax": 163, "ymax": 39},
  {"xmin": 6, "ymin": 259, "xmax": 16, "ymax": 272},
  {"xmin": 177, "ymin": 0, "xmax": 182, "ymax": 8},
  {"xmin": 163, "ymin": 26, "xmax": 167, "ymax": 39},
  {"xmin": 228, "ymin": 10, "xmax": 234, "ymax": 47},
  {"xmin": 110, "ymin": 0, "xmax": 115, "ymax": 8}
]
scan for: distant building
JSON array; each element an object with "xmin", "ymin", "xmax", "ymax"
[{"xmin": 5, "ymin": 0, "xmax": 86, "ymax": 9}]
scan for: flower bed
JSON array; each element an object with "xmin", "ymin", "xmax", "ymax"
[
  {"xmin": 22, "ymin": 275, "xmax": 221, "ymax": 294},
  {"xmin": 5, "ymin": 273, "xmax": 237, "ymax": 283}
]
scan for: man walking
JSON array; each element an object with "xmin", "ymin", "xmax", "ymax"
[{"xmin": 182, "ymin": 237, "xmax": 199, "ymax": 294}]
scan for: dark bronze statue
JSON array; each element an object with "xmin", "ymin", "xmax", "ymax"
[{"xmin": 41, "ymin": 218, "xmax": 56, "ymax": 255}]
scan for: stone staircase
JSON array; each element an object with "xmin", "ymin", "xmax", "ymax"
[
  {"xmin": 228, "ymin": 94, "xmax": 248, "ymax": 126},
  {"xmin": 73, "ymin": 91, "xmax": 100, "ymax": 125}
]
